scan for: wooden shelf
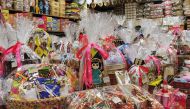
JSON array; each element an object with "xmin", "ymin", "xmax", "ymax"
[
  {"xmin": 177, "ymin": 55, "xmax": 190, "ymax": 58},
  {"xmin": 1, "ymin": 9, "xmax": 80, "ymax": 20},
  {"xmin": 47, "ymin": 31, "xmax": 65, "ymax": 37}
]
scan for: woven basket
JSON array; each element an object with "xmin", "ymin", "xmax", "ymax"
[
  {"xmin": 4, "ymin": 59, "xmax": 40, "ymax": 78},
  {"xmin": 7, "ymin": 96, "xmax": 66, "ymax": 109}
]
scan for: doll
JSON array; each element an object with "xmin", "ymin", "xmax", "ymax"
[{"xmin": 92, "ymin": 58, "xmax": 102, "ymax": 86}]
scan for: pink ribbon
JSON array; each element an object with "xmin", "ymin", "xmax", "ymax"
[
  {"xmin": 3, "ymin": 42, "xmax": 23, "ymax": 67},
  {"xmin": 171, "ymin": 25, "xmax": 181, "ymax": 35},
  {"xmin": 0, "ymin": 46, "xmax": 5, "ymax": 77},
  {"xmin": 145, "ymin": 56, "xmax": 161, "ymax": 75},
  {"xmin": 82, "ymin": 43, "xmax": 108, "ymax": 88},
  {"xmin": 170, "ymin": 25, "xmax": 183, "ymax": 42}
]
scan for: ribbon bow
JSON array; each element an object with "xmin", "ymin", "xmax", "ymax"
[
  {"xmin": 171, "ymin": 25, "xmax": 182, "ymax": 36},
  {"xmin": 145, "ymin": 56, "xmax": 161, "ymax": 75},
  {"xmin": 76, "ymin": 34, "xmax": 89, "ymax": 59},
  {"xmin": 77, "ymin": 34, "xmax": 108, "ymax": 88},
  {"xmin": 3, "ymin": 41, "xmax": 23, "ymax": 67},
  {"xmin": 100, "ymin": 36, "xmax": 116, "ymax": 51}
]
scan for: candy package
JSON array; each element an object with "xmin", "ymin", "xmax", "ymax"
[
  {"xmin": 128, "ymin": 65, "xmax": 149, "ymax": 89},
  {"xmin": 119, "ymin": 84, "xmax": 163, "ymax": 109},
  {"xmin": 7, "ymin": 64, "xmax": 77, "ymax": 100},
  {"xmin": 155, "ymin": 82, "xmax": 187, "ymax": 109},
  {"xmin": 65, "ymin": 85, "xmax": 134, "ymax": 109}
]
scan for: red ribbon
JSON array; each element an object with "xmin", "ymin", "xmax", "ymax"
[
  {"xmin": 171, "ymin": 25, "xmax": 182, "ymax": 36},
  {"xmin": 0, "ymin": 46, "xmax": 5, "ymax": 77},
  {"xmin": 76, "ymin": 34, "xmax": 89, "ymax": 59},
  {"xmin": 130, "ymin": 65, "xmax": 149, "ymax": 87},
  {"xmin": 3, "ymin": 42, "xmax": 23, "ymax": 67},
  {"xmin": 145, "ymin": 56, "xmax": 161, "ymax": 75},
  {"xmin": 100, "ymin": 36, "xmax": 116, "ymax": 51},
  {"xmin": 77, "ymin": 34, "xmax": 109, "ymax": 88}
]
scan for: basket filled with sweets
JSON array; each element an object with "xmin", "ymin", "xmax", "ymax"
[{"xmin": 6, "ymin": 64, "xmax": 78, "ymax": 109}]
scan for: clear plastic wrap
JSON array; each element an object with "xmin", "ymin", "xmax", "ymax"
[
  {"xmin": 65, "ymin": 85, "xmax": 134, "ymax": 109},
  {"xmin": 2, "ymin": 16, "xmax": 41, "ymax": 72},
  {"xmin": 119, "ymin": 84, "xmax": 163, "ymax": 109}
]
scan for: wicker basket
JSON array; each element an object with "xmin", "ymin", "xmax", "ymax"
[
  {"xmin": 6, "ymin": 96, "xmax": 66, "ymax": 109},
  {"xmin": 4, "ymin": 59, "xmax": 40, "ymax": 78}
]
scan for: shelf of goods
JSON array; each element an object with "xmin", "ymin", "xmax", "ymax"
[{"xmin": 0, "ymin": 9, "xmax": 79, "ymax": 36}]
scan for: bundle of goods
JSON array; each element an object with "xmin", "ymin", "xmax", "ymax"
[
  {"xmin": 0, "ymin": 16, "xmax": 41, "ymax": 77},
  {"xmin": 164, "ymin": 0, "xmax": 173, "ymax": 16},
  {"xmin": 146, "ymin": 3, "xmax": 164, "ymax": 19},
  {"xmin": 59, "ymin": 0, "xmax": 66, "ymax": 17},
  {"xmin": 136, "ymin": 4, "xmax": 144, "ymax": 19},
  {"xmin": 65, "ymin": 2, "xmax": 80, "ymax": 18},
  {"xmin": 125, "ymin": 2, "xmax": 137, "ymax": 19},
  {"xmin": 120, "ymin": 84, "xmax": 163, "ymax": 109},
  {"xmin": 183, "ymin": 0, "xmax": 190, "ymax": 16},
  {"xmin": 65, "ymin": 84, "xmax": 163, "ymax": 109},
  {"xmin": 14, "ymin": 0, "xmax": 24, "ymax": 11},
  {"xmin": 144, "ymin": 3, "xmax": 164, "ymax": 18},
  {"xmin": 0, "ymin": 0, "xmax": 14, "ymax": 9},
  {"xmin": 186, "ymin": 18, "xmax": 190, "ymax": 30},
  {"xmin": 49, "ymin": 23, "xmax": 79, "ymax": 69},
  {"xmin": 6, "ymin": 64, "xmax": 78, "ymax": 109},
  {"xmin": 155, "ymin": 81, "xmax": 187, "ymax": 109},
  {"xmin": 101, "ymin": 36, "xmax": 127, "ymax": 85},
  {"xmin": 77, "ymin": 12, "xmax": 130, "ymax": 89},
  {"xmin": 65, "ymin": 85, "xmax": 135, "ymax": 109},
  {"xmin": 143, "ymin": 3, "xmax": 151, "ymax": 18},
  {"xmin": 50, "ymin": 0, "xmax": 59, "ymax": 16},
  {"xmin": 172, "ymin": 0, "xmax": 183, "ymax": 16}
]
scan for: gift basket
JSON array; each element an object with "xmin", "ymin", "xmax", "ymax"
[
  {"xmin": 0, "ymin": 16, "xmax": 41, "ymax": 77},
  {"xmin": 101, "ymin": 36, "xmax": 127, "ymax": 85},
  {"xmin": 6, "ymin": 64, "xmax": 78, "ymax": 109},
  {"xmin": 64, "ymin": 84, "xmax": 163, "ymax": 109},
  {"xmin": 48, "ymin": 23, "xmax": 80, "ymax": 70},
  {"xmin": 64, "ymin": 85, "xmax": 134, "ymax": 109},
  {"xmin": 77, "ymin": 12, "xmax": 130, "ymax": 89},
  {"xmin": 155, "ymin": 81, "xmax": 187, "ymax": 109}
]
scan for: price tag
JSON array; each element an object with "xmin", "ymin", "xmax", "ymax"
[
  {"xmin": 12, "ymin": 60, "xmax": 17, "ymax": 68},
  {"xmin": 112, "ymin": 97, "xmax": 122, "ymax": 104}
]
